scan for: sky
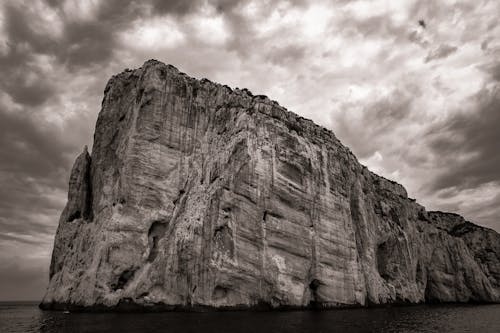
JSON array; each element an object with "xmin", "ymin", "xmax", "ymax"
[{"xmin": 0, "ymin": 0, "xmax": 499, "ymax": 301}]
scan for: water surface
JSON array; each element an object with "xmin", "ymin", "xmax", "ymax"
[{"xmin": 1, "ymin": 302, "xmax": 499, "ymax": 332}]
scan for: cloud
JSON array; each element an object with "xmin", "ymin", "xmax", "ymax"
[
  {"xmin": 425, "ymin": 43, "xmax": 458, "ymax": 62},
  {"xmin": 480, "ymin": 61, "xmax": 500, "ymax": 82},
  {"xmin": 0, "ymin": 103, "xmax": 76, "ymax": 182},
  {"xmin": 332, "ymin": 85, "xmax": 417, "ymax": 159},
  {"xmin": 149, "ymin": 0, "xmax": 205, "ymax": 16},
  {"xmin": 0, "ymin": 5, "xmax": 57, "ymax": 106},
  {"xmin": 427, "ymin": 85, "xmax": 500, "ymax": 191},
  {"xmin": 265, "ymin": 44, "xmax": 307, "ymax": 65},
  {"xmin": 0, "ymin": 99, "xmax": 79, "ymax": 252},
  {"xmin": 466, "ymin": 191, "xmax": 500, "ymax": 230}
]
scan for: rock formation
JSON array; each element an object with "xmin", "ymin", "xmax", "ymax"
[{"xmin": 40, "ymin": 60, "xmax": 500, "ymax": 311}]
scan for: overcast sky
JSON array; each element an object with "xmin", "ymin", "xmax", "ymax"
[{"xmin": 0, "ymin": 0, "xmax": 499, "ymax": 301}]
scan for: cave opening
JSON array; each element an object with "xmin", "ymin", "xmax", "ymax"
[
  {"xmin": 309, "ymin": 279, "xmax": 322, "ymax": 307},
  {"xmin": 147, "ymin": 221, "xmax": 167, "ymax": 262},
  {"xmin": 112, "ymin": 268, "xmax": 137, "ymax": 291}
]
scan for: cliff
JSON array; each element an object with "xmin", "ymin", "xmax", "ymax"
[{"xmin": 40, "ymin": 60, "xmax": 500, "ymax": 311}]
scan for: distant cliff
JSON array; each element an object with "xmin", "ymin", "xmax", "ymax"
[{"xmin": 40, "ymin": 60, "xmax": 500, "ymax": 311}]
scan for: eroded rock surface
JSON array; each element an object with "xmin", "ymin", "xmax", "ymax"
[{"xmin": 41, "ymin": 60, "xmax": 500, "ymax": 311}]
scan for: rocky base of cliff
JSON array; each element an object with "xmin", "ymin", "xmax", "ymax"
[
  {"xmin": 39, "ymin": 300, "xmax": 358, "ymax": 312},
  {"xmin": 39, "ymin": 298, "xmax": 499, "ymax": 313}
]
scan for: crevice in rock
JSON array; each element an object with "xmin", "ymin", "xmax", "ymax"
[
  {"xmin": 213, "ymin": 225, "xmax": 234, "ymax": 257},
  {"xmin": 424, "ymin": 275, "xmax": 434, "ymax": 302},
  {"xmin": 210, "ymin": 173, "xmax": 219, "ymax": 184},
  {"xmin": 449, "ymin": 222, "xmax": 476, "ymax": 237},
  {"xmin": 229, "ymin": 139, "xmax": 248, "ymax": 163},
  {"xmin": 147, "ymin": 221, "xmax": 167, "ymax": 262},
  {"xmin": 113, "ymin": 197, "xmax": 126, "ymax": 207},
  {"xmin": 278, "ymin": 161, "xmax": 303, "ymax": 186},
  {"xmin": 309, "ymin": 279, "xmax": 322, "ymax": 306},
  {"xmin": 418, "ymin": 210, "xmax": 429, "ymax": 222},
  {"xmin": 135, "ymin": 87, "xmax": 145, "ymax": 104},
  {"xmin": 309, "ymin": 279, "xmax": 321, "ymax": 291},
  {"xmin": 389, "ymin": 208, "xmax": 401, "ymax": 227},
  {"xmin": 213, "ymin": 285, "xmax": 228, "ymax": 300},
  {"xmin": 262, "ymin": 210, "xmax": 282, "ymax": 223},
  {"xmin": 172, "ymin": 189, "xmax": 185, "ymax": 205},
  {"xmin": 214, "ymin": 225, "xmax": 226, "ymax": 234},
  {"xmin": 112, "ymin": 268, "xmax": 137, "ymax": 291},
  {"xmin": 376, "ymin": 241, "xmax": 392, "ymax": 281},
  {"xmin": 67, "ymin": 210, "xmax": 81, "ymax": 222},
  {"xmin": 416, "ymin": 260, "xmax": 425, "ymax": 285},
  {"xmin": 83, "ymin": 157, "xmax": 93, "ymax": 221}
]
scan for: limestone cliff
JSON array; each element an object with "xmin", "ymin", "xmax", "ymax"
[{"xmin": 41, "ymin": 60, "xmax": 500, "ymax": 311}]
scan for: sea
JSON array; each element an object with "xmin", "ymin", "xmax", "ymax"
[{"xmin": 1, "ymin": 302, "xmax": 499, "ymax": 332}]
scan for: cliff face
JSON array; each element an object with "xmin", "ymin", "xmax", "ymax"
[{"xmin": 41, "ymin": 60, "xmax": 500, "ymax": 310}]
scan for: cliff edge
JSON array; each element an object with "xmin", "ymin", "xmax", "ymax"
[{"xmin": 40, "ymin": 60, "xmax": 500, "ymax": 311}]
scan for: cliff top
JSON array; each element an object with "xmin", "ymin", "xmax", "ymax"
[{"xmin": 112, "ymin": 59, "xmax": 344, "ymax": 145}]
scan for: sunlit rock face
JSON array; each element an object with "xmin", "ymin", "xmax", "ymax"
[{"xmin": 41, "ymin": 60, "xmax": 500, "ymax": 311}]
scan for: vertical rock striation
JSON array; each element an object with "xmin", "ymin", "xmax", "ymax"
[{"xmin": 41, "ymin": 60, "xmax": 500, "ymax": 311}]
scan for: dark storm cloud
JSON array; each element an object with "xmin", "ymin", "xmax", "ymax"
[
  {"xmin": 0, "ymin": 0, "xmax": 211, "ymax": 107},
  {"xmin": 54, "ymin": 1, "xmax": 140, "ymax": 68},
  {"xmin": 0, "ymin": 93, "xmax": 95, "ymax": 248},
  {"xmin": 1, "ymin": 0, "xmax": 252, "ymax": 76},
  {"xmin": 0, "ymin": 109, "xmax": 69, "ymax": 245},
  {"xmin": 0, "ymin": 5, "xmax": 57, "ymax": 106},
  {"xmin": 2, "ymin": 4, "xmax": 56, "ymax": 54},
  {"xmin": 0, "ymin": 107, "xmax": 75, "ymax": 181},
  {"xmin": 428, "ymin": 85, "xmax": 500, "ymax": 191},
  {"xmin": 3, "ymin": 77, "xmax": 56, "ymax": 107},
  {"xmin": 2, "ymin": 1, "xmax": 138, "ymax": 74},
  {"xmin": 1, "ymin": 0, "xmax": 309, "ymax": 106},
  {"xmin": 60, "ymin": 21, "xmax": 117, "ymax": 68}
]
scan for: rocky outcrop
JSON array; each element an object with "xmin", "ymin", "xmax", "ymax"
[{"xmin": 40, "ymin": 60, "xmax": 500, "ymax": 311}]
